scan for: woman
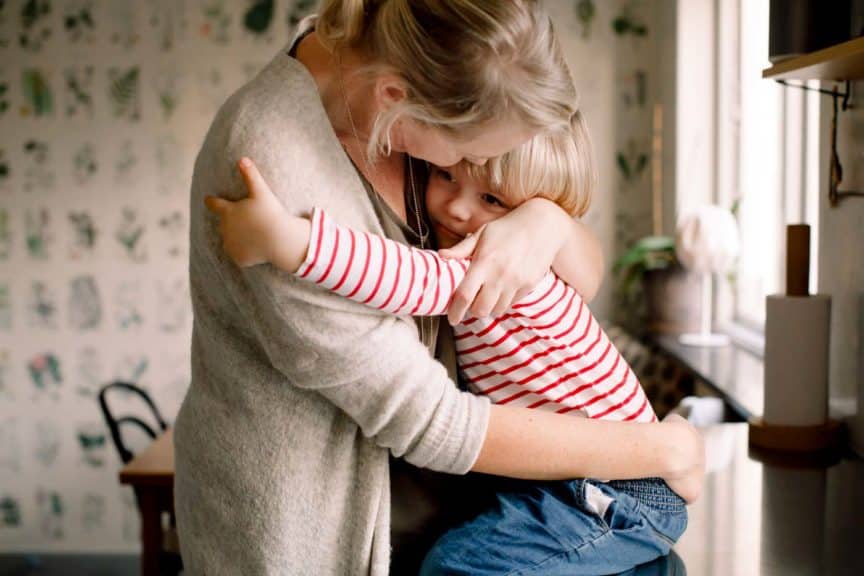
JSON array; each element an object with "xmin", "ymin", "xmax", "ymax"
[{"xmin": 174, "ymin": 1, "xmax": 704, "ymax": 575}]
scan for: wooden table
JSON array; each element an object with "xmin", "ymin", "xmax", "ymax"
[{"xmin": 119, "ymin": 429, "xmax": 175, "ymax": 576}]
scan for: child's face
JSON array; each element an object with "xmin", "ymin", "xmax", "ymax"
[{"xmin": 424, "ymin": 162, "xmax": 517, "ymax": 249}]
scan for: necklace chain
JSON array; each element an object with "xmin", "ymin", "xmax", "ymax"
[{"xmin": 336, "ymin": 53, "xmax": 432, "ymax": 343}]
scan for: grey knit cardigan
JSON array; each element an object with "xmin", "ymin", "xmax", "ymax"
[{"xmin": 172, "ymin": 41, "xmax": 491, "ymax": 576}]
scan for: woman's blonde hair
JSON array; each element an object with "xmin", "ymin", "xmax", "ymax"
[
  {"xmin": 317, "ymin": 0, "xmax": 578, "ymax": 157},
  {"xmin": 468, "ymin": 110, "xmax": 596, "ymax": 218}
]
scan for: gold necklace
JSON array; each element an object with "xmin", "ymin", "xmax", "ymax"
[{"xmin": 336, "ymin": 54, "xmax": 432, "ymax": 344}]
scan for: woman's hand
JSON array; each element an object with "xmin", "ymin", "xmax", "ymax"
[
  {"xmin": 205, "ymin": 157, "xmax": 311, "ymax": 272},
  {"xmin": 439, "ymin": 197, "xmax": 574, "ymax": 325},
  {"xmin": 659, "ymin": 413, "xmax": 706, "ymax": 504}
]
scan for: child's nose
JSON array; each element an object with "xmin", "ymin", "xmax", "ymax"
[{"xmin": 446, "ymin": 198, "xmax": 471, "ymax": 221}]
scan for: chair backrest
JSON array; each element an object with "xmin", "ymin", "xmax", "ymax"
[{"xmin": 98, "ymin": 381, "xmax": 169, "ymax": 464}]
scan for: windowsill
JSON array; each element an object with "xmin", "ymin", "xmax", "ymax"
[
  {"xmin": 717, "ymin": 321, "xmax": 765, "ymax": 357},
  {"xmin": 654, "ymin": 334, "xmax": 765, "ymax": 421},
  {"xmin": 656, "ymin": 332, "xmax": 858, "ymax": 434}
]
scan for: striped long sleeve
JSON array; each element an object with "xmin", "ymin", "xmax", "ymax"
[
  {"xmin": 296, "ymin": 208, "xmax": 657, "ymax": 423},
  {"xmin": 297, "ymin": 207, "xmax": 468, "ymax": 316}
]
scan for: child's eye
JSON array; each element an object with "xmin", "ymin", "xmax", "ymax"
[{"xmin": 481, "ymin": 193, "xmax": 506, "ymax": 208}]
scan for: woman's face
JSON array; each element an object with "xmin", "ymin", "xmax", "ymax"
[
  {"xmin": 424, "ymin": 162, "xmax": 516, "ymax": 249},
  {"xmin": 392, "ymin": 118, "xmax": 536, "ymax": 168}
]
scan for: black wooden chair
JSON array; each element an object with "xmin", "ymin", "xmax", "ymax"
[
  {"xmin": 98, "ymin": 381, "xmax": 169, "ymax": 464},
  {"xmin": 98, "ymin": 381, "xmax": 181, "ymax": 575}
]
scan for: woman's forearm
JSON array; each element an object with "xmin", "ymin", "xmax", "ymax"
[
  {"xmin": 472, "ymin": 404, "xmax": 692, "ymax": 481},
  {"xmin": 551, "ymin": 218, "xmax": 604, "ymax": 303}
]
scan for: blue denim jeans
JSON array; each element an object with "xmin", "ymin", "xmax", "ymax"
[{"xmin": 419, "ymin": 477, "xmax": 688, "ymax": 576}]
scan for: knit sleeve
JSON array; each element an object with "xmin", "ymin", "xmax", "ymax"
[{"xmin": 297, "ymin": 207, "xmax": 469, "ymax": 317}]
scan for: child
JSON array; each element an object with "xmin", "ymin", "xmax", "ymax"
[{"xmin": 205, "ymin": 116, "xmax": 688, "ymax": 575}]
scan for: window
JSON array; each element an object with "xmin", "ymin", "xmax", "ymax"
[{"xmin": 712, "ymin": 0, "xmax": 820, "ymax": 339}]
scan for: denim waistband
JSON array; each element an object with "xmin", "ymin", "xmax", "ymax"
[{"xmin": 606, "ymin": 477, "xmax": 686, "ymax": 513}]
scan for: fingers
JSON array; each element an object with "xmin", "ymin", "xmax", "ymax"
[
  {"xmin": 448, "ymin": 272, "xmax": 483, "ymax": 326},
  {"xmin": 204, "ymin": 195, "xmax": 231, "ymax": 216},
  {"xmin": 439, "ymin": 232, "xmax": 479, "ymax": 260},
  {"xmin": 490, "ymin": 286, "xmax": 517, "ymax": 317},
  {"xmin": 448, "ymin": 272, "xmax": 506, "ymax": 324},
  {"xmin": 513, "ymin": 285, "xmax": 533, "ymax": 304},
  {"xmin": 237, "ymin": 157, "xmax": 269, "ymax": 199},
  {"xmin": 468, "ymin": 283, "xmax": 501, "ymax": 319}
]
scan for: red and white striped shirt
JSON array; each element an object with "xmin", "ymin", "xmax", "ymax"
[{"xmin": 298, "ymin": 208, "xmax": 656, "ymax": 423}]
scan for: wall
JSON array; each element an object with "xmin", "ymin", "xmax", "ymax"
[
  {"xmin": 818, "ymin": 80, "xmax": 864, "ymax": 455},
  {"xmin": 0, "ymin": 0, "xmax": 316, "ymax": 553},
  {"xmin": 544, "ymin": 0, "xmax": 659, "ymax": 322}
]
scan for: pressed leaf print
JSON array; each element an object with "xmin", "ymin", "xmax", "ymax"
[
  {"xmin": 19, "ymin": 0, "xmax": 52, "ymax": 52},
  {"xmin": 0, "ymin": 284, "xmax": 10, "ymax": 331},
  {"xmin": 107, "ymin": 67, "xmax": 140, "ymax": 121},
  {"xmin": 114, "ymin": 207, "xmax": 146, "ymax": 261},
  {"xmin": 200, "ymin": 0, "xmax": 231, "ymax": 44},
  {"xmin": 244, "ymin": 0, "xmax": 274, "ymax": 37},
  {"xmin": 23, "ymin": 140, "xmax": 55, "ymax": 193},
  {"xmin": 63, "ymin": 0, "xmax": 95, "ymax": 44},
  {"xmin": 25, "ymin": 208, "xmax": 53, "ymax": 259},
  {"xmin": 36, "ymin": 488, "xmax": 64, "ymax": 540},
  {"xmin": 68, "ymin": 275, "xmax": 101, "ymax": 330},
  {"xmin": 0, "ymin": 209, "xmax": 10, "ymax": 259},
  {"xmin": 21, "ymin": 68, "xmax": 54, "ymax": 117},
  {"xmin": 64, "ymin": 66, "xmax": 94, "ymax": 118}
]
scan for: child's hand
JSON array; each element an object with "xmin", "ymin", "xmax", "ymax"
[{"xmin": 205, "ymin": 157, "xmax": 287, "ymax": 268}]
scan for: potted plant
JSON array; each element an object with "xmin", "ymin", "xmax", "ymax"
[{"xmin": 613, "ymin": 235, "xmax": 702, "ymax": 337}]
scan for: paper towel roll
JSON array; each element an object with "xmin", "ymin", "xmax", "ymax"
[{"xmin": 764, "ymin": 294, "xmax": 831, "ymax": 426}]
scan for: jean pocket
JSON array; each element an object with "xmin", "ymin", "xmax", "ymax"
[{"xmin": 577, "ymin": 481, "xmax": 616, "ymax": 529}]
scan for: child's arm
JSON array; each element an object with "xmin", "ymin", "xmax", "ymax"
[
  {"xmin": 300, "ymin": 208, "xmax": 470, "ymax": 316},
  {"xmin": 204, "ymin": 158, "xmax": 311, "ymax": 272},
  {"xmin": 206, "ymin": 157, "xmax": 472, "ymax": 317}
]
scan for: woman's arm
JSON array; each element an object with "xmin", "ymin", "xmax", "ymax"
[
  {"xmin": 439, "ymin": 198, "xmax": 604, "ymax": 325},
  {"xmin": 476, "ymin": 407, "xmax": 704, "ymax": 503}
]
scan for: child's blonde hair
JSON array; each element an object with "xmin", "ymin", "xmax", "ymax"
[
  {"xmin": 317, "ymin": 0, "xmax": 578, "ymax": 157},
  {"xmin": 468, "ymin": 110, "xmax": 596, "ymax": 218}
]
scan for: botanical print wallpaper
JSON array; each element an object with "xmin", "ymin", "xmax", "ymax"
[
  {"xmin": 0, "ymin": 0, "xmax": 655, "ymax": 553},
  {"xmin": 0, "ymin": 0, "xmax": 317, "ymax": 553}
]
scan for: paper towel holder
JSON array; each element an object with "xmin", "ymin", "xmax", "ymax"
[
  {"xmin": 748, "ymin": 224, "xmax": 844, "ymax": 453},
  {"xmin": 749, "ymin": 418, "xmax": 844, "ymax": 453}
]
